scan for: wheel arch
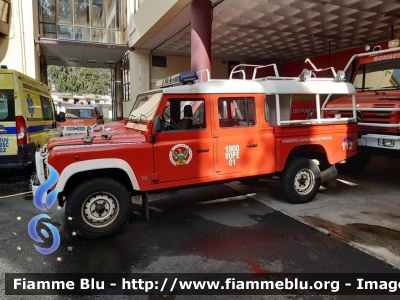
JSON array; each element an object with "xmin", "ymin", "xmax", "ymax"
[
  {"xmin": 57, "ymin": 159, "xmax": 139, "ymax": 197},
  {"xmin": 277, "ymin": 144, "xmax": 329, "ymax": 172}
]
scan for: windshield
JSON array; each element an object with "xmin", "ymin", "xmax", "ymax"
[
  {"xmin": 129, "ymin": 92, "xmax": 163, "ymax": 122},
  {"xmin": 353, "ymin": 60, "xmax": 400, "ymax": 91},
  {"xmin": 65, "ymin": 108, "xmax": 94, "ymax": 119}
]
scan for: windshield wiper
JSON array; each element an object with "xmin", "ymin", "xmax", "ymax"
[
  {"xmin": 139, "ymin": 114, "xmax": 147, "ymax": 123},
  {"xmin": 354, "ymin": 87, "xmax": 373, "ymax": 91},
  {"xmin": 379, "ymin": 86, "xmax": 400, "ymax": 90}
]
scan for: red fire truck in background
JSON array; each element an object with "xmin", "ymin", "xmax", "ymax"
[{"xmin": 324, "ymin": 41, "xmax": 400, "ymax": 172}]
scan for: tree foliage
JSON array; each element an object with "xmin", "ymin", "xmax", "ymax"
[{"xmin": 47, "ymin": 66, "xmax": 111, "ymax": 95}]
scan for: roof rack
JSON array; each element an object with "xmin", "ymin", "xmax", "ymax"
[{"xmin": 229, "ymin": 64, "xmax": 279, "ymax": 80}]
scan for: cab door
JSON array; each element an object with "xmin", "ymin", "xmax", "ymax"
[
  {"xmin": 213, "ymin": 95, "xmax": 261, "ymax": 175},
  {"xmin": 153, "ymin": 95, "xmax": 214, "ymax": 183}
]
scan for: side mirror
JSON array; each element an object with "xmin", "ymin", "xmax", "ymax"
[
  {"xmin": 56, "ymin": 112, "xmax": 66, "ymax": 122},
  {"xmin": 153, "ymin": 115, "xmax": 162, "ymax": 133}
]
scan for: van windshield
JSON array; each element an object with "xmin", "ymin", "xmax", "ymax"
[
  {"xmin": 0, "ymin": 90, "xmax": 15, "ymax": 121},
  {"xmin": 66, "ymin": 108, "xmax": 94, "ymax": 119}
]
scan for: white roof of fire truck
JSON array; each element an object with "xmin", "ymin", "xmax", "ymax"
[{"xmin": 153, "ymin": 66, "xmax": 356, "ymax": 96}]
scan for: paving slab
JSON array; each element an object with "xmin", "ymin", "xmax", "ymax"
[{"xmin": 226, "ymin": 156, "xmax": 400, "ymax": 269}]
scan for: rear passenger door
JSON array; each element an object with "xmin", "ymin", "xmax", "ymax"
[{"xmin": 213, "ymin": 95, "xmax": 261, "ymax": 175}]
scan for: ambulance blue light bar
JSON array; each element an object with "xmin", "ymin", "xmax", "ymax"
[{"xmin": 156, "ymin": 71, "xmax": 198, "ymax": 88}]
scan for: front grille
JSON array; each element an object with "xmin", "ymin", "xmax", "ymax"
[{"xmin": 65, "ymin": 127, "xmax": 86, "ymax": 131}]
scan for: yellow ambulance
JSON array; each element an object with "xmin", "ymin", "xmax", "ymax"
[{"xmin": 0, "ymin": 66, "xmax": 65, "ymax": 171}]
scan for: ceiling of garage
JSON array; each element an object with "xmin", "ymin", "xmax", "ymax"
[{"xmin": 146, "ymin": 0, "xmax": 400, "ymax": 62}]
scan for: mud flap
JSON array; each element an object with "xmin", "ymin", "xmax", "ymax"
[
  {"xmin": 320, "ymin": 165, "xmax": 337, "ymax": 188},
  {"xmin": 142, "ymin": 192, "xmax": 149, "ymax": 221}
]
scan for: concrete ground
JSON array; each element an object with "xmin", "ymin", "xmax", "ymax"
[
  {"xmin": 0, "ymin": 155, "xmax": 399, "ymax": 299},
  {"xmin": 0, "ymin": 185, "xmax": 398, "ymax": 300},
  {"xmin": 227, "ymin": 156, "xmax": 400, "ymax": 269}
]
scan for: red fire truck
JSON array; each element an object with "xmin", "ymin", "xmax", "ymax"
[
  {"xmin": 31, "ymin": 67, "xmax": 358, "ymax": 239},
  {"xmin": 324, "ymin": 41, "xmax": 400, "ymax": 172}
]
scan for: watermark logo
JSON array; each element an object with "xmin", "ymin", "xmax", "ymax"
[{"xmin": 28, "ymin": 165, "xmax": 61, "ymax": 254}]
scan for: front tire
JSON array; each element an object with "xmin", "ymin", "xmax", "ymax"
[
  {"xmin": 65, "ymin": 177, "xmax": 132, "ymax": 239},
  {"xmin": 280, "ymin": 158, "xmax": 321, "ymax": 204}
]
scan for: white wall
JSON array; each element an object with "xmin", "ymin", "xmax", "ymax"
[
  {"xmin": 0, "ymin": 0, "xmax": 40, "ymax": 80},
  {"xmin": 150, "ymin": 55, "xmax": 230, "ymax": 89}
]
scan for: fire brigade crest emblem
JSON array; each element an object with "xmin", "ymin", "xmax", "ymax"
[{"xmin": 169, "ymin": 143, "xmax": 193, "ymax": 166}]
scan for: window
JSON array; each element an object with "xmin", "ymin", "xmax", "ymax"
[
  {"xmin": 74, "ymin": 0, "xmax": 90, "ymax": 26},
  {"xmin": 66, "ymin": 108, "xmax": 94, "ymax": 118},
  {"xmin": 74, "ymin": 27, "xmax": 90, "ymax": 41},
  {"xmin": 218, "ymin": 97, "xmax": 256, "ymax": 128},
  {"xmin": 92, "ymin": 28, "xmax": 105, "ymax": 42},
  {"xmin": 92, "ymin": 0, "xmax": 105, "ymax": 27},
  {"xmin": 152, "ymin": 56, "xmax": 166, "ymax": 67},
  {"xmin": 39, "ymin": 0, "xmax": 56, "ymax": 23},
  {"xmin": 122, "ymin": 53, "xmax": 130, "ymax": 101},
  {"xmin": 58, "ymin": 0, "xmax": 72, "ymax": 23},
  {"xmin": 39, "ymin": 0, "xmax": 123, "ymax": 44},
  {"xmin": 179, "ymin": 100, "xmax": 205, "ymax": 127},
  {"xmin": 58, "ymin": 25, "xmax": 73, "ymax": 40},
  {"xmin": 40, "ymin": 96, "xmax": 54, "ymax": 120},
  {"xmin": 0, "ymin": 90, "xmax": 15, "ymax": 121},
  {"xmin": 161, "ymin": 98, "xmax": 206, "ymax": 131},
  {"xmin": 353, "ymin": 60, "xmax": 400, "ymax": 92}
]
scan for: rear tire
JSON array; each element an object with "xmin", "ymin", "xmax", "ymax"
[
  {"xmin": 65, "ymin": 177, "xmax": 132, "ymax": 239},
  {"xmin": 280, "ymin": 158, "xmax": 321, "ymax": 204}
]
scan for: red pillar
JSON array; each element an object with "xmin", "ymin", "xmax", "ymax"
[{"xmin": 191, "ymin": 0, "xmax": 212, "ymax": 81}]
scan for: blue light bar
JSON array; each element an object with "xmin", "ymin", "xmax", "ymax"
[
  {"xmin": 373, "ymin": 45, "xmax": 382, "ymax": 52},
  {"xmin": 179, "ymin": 71, "xmax": 198, "ymax": 83},
  {"xmin": 156, "ymin": 71, "xmax": 198, "ymax": 88},
  {"xmin": 0, "ymin": 65, "xmax": 7, "ymax": 69}
]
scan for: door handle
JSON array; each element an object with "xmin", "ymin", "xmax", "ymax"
[
  {"xmin": 247, "ymin": 143, "xmax": 258, "ymax": 148},
  {"xmin": 197, "ymin": 148, "xmax": 209, "ymax": 153}
]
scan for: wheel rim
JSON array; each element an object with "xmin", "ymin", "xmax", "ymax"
[
  {"xmin": 294, "ymin": 168, "xmax": 315, "ymax": 195},
  {"xmin": 81, "ymin": 192, "xmax": 119, "ymax": 228}
]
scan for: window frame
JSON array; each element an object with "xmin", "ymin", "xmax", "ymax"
[
  {"xmin": 218, "ymin": 97, "xmax": 256, "ymax": 128},
  {"xmin": 40, "ymin": 96, "xmax": 55, "ymax": 121}
]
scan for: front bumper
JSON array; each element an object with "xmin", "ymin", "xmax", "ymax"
[
  {"xmin": 30, "ymin": 146, "xmax": 48, "ymax": 203},
  {"xmin": 358, "ymin": 134, "xmax": 400, "ymax": 150}
]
